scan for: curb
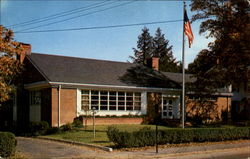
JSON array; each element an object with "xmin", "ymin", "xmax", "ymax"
[{"xmin": 35, "ymin": 136, "xmax": 113, "ymax": 152}]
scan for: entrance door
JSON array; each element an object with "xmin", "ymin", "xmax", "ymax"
[
  {"xmin": 29, "ymin": 91, "xmax": 41, "ymax": 122},
  {"xmin": 162, "ymin": 97, "xmax": 174, "ymax": 119}
]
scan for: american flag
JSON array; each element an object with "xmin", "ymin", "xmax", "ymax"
[{"xmin": 184, "ymin": 9, "xmax": 194, "ymax": 48}]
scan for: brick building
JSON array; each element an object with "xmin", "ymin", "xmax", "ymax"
[
  {"xmin": 6, "ymin": 45, "xmax": 232, "ymax": 127},
  {"xmin": 231, "ymin": 67, "xmax": 250, "ymax": 120}
]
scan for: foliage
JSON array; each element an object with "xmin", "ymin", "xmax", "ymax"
[
  {"xmin": 188, "ymin": 0, "xmax": 250, "ymax": 92},
  {"xmin": 130, "ymin": 27, "xmax": 181, "ymax": 72},
  {"xmin": 130, "ymin": 27, "xmax": 154, "ymax": 65},
  {"xmin": 60, "ymin": 123, "xmax": 73, "ymax": 131},
  {"xmin": 46, "ymin": 127, "xmax": 61, "ymax": 135},
  {"xmin": 0, "ymin": 131, "xmax": 16, "ymax": 158},
  {"xmin": 107, "ymin": 126, "xmax": 250, "ymax": 148},
  {"xmin": 72, "ymin": 118, "xmax": 83, "ymax": 128},
  {"xmin": 0, "ymin": 25, "xmax": 26, "ymax": 103},
  {"xmin": 45, "ymin": 124, "xmax": 170, "ymax": 147},
  {"xmin": 29, "ymin": 121, "xmax": 49, "ymax": 136},
  {"xmin": 153, "ymin": 28, "xmax": 181, "ymax": 72},
  {"xmin": 186, "ymin": 97, "xmax": 219, "ymax": 125}
]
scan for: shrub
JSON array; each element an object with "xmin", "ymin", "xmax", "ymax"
[
  {"xmin": 61, "ymin": 123, "xmax": 73, "ymax": 131},
  {"xmin": 107, "ymin": 127, "xmax": 250, "ymax": 148},
  {"xmin": 29, "ymin": 121, "xmax": 49, "ymax": 136},
  {"xmin": 0, "ymin": 132, "xmax": 16, "ymax": 158},
  {"xmin": 72, "ymin": 118, "xmax": 83, "ymax": 128},
  {"xmin": 46, "ymin": 127, "xmax": 61, "ymax": 135}
]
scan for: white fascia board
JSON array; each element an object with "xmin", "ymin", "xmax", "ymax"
[
  {"xmin": 187, "ymin": 91, "xmax": 233, "ymax": 97},
  {"xmin": 48, "ymin": 81, "xmax": 181, "ymax": 93},
  {"xmin": 24, "ymin": 81, "xmax": 50, "ymax": 90}
]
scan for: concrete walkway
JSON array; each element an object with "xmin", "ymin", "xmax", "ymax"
[{"xmin": 16, "ymin": 137, "xmax": 250, "ymax": 159}]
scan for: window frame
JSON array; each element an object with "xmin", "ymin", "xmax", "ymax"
[{"xmin": 81, "ymin": 90, "xmax": 141, "ymax": 111}]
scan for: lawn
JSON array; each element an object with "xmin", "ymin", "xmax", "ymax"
[
  {"xmin": 44, "ymin": 124, "xmax": 238, "ymax": 147},
  {"xmin": 44, "ymin": 124, "xmax": 170, "ymax": 147}
]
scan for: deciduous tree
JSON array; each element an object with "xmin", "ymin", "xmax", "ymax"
[
  {"xmin": 0, "ymin": 25, "xmax": 25, "ymax": 103},
  {"xmin": 189, "ymin": 0, "xmax": 250, "ymax": 91}
]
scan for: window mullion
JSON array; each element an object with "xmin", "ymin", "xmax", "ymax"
[
  {"xmin": 133, "ymin": 93, "xmax": 135, "ymax": 111},
  {"xmin": 107, "ymin": 91, "xmax": 110, "ymax": 111},
  {"xmin": 89, "ymin": 90, "xmax": 91, "ymax": 110},
  {"xmin": 98, "ymin": 91, "xmax": 100, "ymax": 111},
  {"xmin": 116, "ymin": 91, "xmax": 118, "ymax": 111},
  {"xmin": 125, "ymin": 92, "xmax": 127, "ymax": 111}
]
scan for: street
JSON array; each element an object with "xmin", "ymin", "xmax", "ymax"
[{"xmin": 16, "ymin": 137, "xmax": 250, "ymax": 159}]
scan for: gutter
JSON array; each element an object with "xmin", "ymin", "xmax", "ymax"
[{"xmin": 49, "ymin": 81, "xmax": 181, "ymax": 92}]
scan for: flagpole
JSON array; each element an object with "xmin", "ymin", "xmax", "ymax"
[{"xmin": 181, "ymin": 0, "xmax": 186, "ymax": 129}]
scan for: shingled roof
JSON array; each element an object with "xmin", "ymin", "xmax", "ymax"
[{"xmin": 27, "ymin": 53, "xmax": 194, "ymax": 88}]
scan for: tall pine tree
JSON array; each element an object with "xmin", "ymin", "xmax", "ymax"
[
  {"xmin": 153, "ymin": 28, "xmax": 180, "ymax": 72},
  {"xmin": 130, "ymin": 27, "xmax": 154, "ymax": 65},
  {"xmin": 131, "ymin": 27, "xmax": 181, "ymax": 72}
]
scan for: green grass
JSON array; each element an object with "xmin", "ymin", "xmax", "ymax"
[
  {"xmin": 44, "ymin": 124, "xmax": 238, "ymax": 147},
  {"xmin": 44, "ymin": 124, "xmax": 170, "ymax": 147}
]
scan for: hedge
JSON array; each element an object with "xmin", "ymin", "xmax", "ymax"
[
  {"xmin": 29, "ymin": 121, "xmax": 49, "ymax": 136},
  {"xmin": 107, "ymin": 127, "xmax": 250, "ymax": 148},
  {"xmin": 0, "ymin": 132, "xmax": 17, "ymax": 158}
]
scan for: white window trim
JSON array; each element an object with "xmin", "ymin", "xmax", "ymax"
[{"xmin": 81, "ymin": 90, "xmax": 142, "ymax": 112}]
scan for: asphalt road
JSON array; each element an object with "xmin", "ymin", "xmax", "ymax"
[
  {"xmin": 16, "ymin": 137, "xmax": 102, "ymax": 158},
  {"xmin": 16, "ymin": 137, "xmax": 250, "ymax": 159}
]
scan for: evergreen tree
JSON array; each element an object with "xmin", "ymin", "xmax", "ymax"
[
  {"xmin": 153, "ymin": 28, "xmax": 181, "ymax": 72},
  {"xmin": 130, "ymin": 27, "xmax": 154, "ymax": 65},
  {"xmin": 131, "ymin": 27, "xmax": 181, "ymax": 72}
]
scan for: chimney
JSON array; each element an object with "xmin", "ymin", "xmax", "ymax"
[
  {"xmin": 146, "ymin": 57, "xmax": 159, "ymax": 71},
  {"xmin": 19, "ymin": 43, "xmax": 31, "ymax": 63}
]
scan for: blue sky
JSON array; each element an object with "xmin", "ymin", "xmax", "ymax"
[{"xmin": 0, "ymin": 0, "xmax": 212, "ymax": 67}]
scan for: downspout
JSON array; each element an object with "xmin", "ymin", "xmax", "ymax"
[{"xmin": 58, "ymin": 85, "xmax": 61, "ymax": 127}]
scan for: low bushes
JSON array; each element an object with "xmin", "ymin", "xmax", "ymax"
[
  {"xmin": 46, "ymin": 127, "xmax": 61, "ymax": 135},
  {"xmin": 107, "ymin": 126, "xmax": 250, "ymax": 148},
  {"xmin": 0, "ymin": 132, "xmax": 16, "ymax": 158},
  {"xmin": 60, "ymin": 123, "xmax": 73, "ymax": 131},
  {"xmin": 29, "ymin": 121, "xmax": 49, "ymax": 136}
]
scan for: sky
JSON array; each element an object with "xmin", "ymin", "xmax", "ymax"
[{"xmin": 0, "ymin": 0, "xmax": 212, "ymax": 68}]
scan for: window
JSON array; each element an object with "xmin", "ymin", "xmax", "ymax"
[
  {"xmin": 134, "ymin": 93, "xmax": 141, "ymax": 110},
  {"xmin": 109, "ymin": 91, "xmax": 116, "ymax": 110},
  {"xmin": 81, "ymin": 90, "xmax": 89, "ymax": 111},
  {"xmin": 100, "ymin": 91, "xmax": 108, "ymax": 110},
  {"xmin": 30, "ymin": 91, "xmax": 41, "ymax": 105},
  {"xmin": 126, "ymin": 92, "xmax": 133, "ymax": 110},
  {"xmin": 81, "ymin": 90, "xmax": 141, "ymax": 111},
  {"xmin": 118, "ymin": 92, "xmax": 125, "ymax": 110}
]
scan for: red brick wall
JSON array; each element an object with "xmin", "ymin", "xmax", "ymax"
[
  {"xmin": 83, "ymin": 117, "xmax": 143, "ymax": 126},
  {"xmin": 216, "ymin": 97, "xmax": 231, "ymax": 120},
  {"xmin": 186, "ymin": 96, "xmax": 231, "ymax": 122},
  {"xmin": 51, "ymin": 88, "xmax": 77, "ymax": 127}
]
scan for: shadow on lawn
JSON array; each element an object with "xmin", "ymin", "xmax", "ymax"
[{"xmin": 78, "ymin": 129, "xmax": 107, "ymax": 133}]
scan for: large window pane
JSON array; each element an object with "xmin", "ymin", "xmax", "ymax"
[{"xmin": 81, "ymin": 90, "xmax": 141, "ymax": 111}]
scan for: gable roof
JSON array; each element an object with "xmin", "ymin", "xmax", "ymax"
[{"xmin": 27, "ymin": 53, "xmax": 194, "ymax": 88}]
